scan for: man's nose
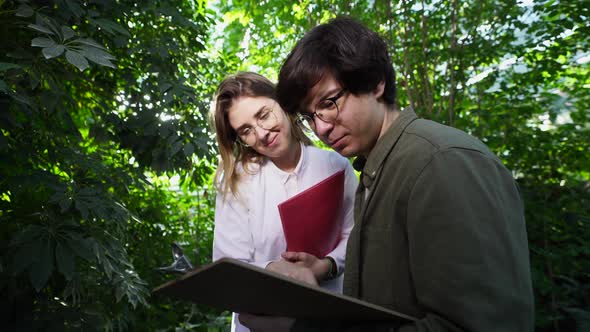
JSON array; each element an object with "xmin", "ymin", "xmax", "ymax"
[{"xmin": 313, "ymin": 119, "xmax": 334, "ymax": 138}]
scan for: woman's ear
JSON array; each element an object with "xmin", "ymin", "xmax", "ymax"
[{"xmin": 373, "ymin": 81, "xmax": 385, "ymax": 99}]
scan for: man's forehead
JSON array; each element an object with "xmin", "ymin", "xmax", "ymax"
[{"xmin": 305, "ymin": 75, "xmax": 340, "ymax": 109}]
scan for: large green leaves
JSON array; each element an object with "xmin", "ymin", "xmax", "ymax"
[{"xmin": 1, "ymin": 0, "xmax": 218, "ymax": 330}]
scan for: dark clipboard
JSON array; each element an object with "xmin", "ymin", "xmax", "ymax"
[{"xmin": 153, "ymin": 257, "xmax": 416, "ymax": 322}]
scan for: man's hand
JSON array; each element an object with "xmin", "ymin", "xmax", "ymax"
[
  {"xmin": 239, "ymin": 314, "xmax": 295, "ymax": 332},
  {"xmin": 266, "ymin": 260, "xmax": 318, "ymax": 286},
  {"xmin": 281, "ymin": 251, "xmax": 332, "ymax": 280}
]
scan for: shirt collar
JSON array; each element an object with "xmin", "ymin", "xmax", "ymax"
[{"xmin": 267, "ymin": 142, "xmax": 308, "ymax": 182}]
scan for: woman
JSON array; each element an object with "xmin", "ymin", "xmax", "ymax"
[{"xmin": 211, "ymin": 72, "xmax": 357, "ymax": 332}]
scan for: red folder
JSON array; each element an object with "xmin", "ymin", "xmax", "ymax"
[{"xmin": 278, "ymin": 170, "xmax": 345, "ymax": 258}]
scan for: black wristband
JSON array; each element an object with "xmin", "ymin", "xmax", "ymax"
[{"xmin": 324, "ymin": 256, "xmax": 337, "ymax": 280}]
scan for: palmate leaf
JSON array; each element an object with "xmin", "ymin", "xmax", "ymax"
[
  {"xmin": 29, "ymin": 238, "xmax": 54, "ymax": 291},
  {"xmin": 12, "ymin": 242, "xmax": 36, "ymax": 274},
  {"xmin": 56, "ymin": 241, "xmax": 76, "ymax": 280},
  {"xmin": 67, "ymin": 233, "xmax": 95, "ymax": 262},
  {"xmin": 31, "ymin": 37, "xmax": 56, "ymax": 48},
  {"xmin": 90, "ymin": 18, "xmax": 131, "ymax": 37},
  {"xmin": 16, "ymin": 4, "xmax": 34, "ymax": 17},
  {"xmin": 28, "ymin": 23, "xmax": 54, "ymax": 35},
  {"xmin": 42, "ymin": 44, "xmax": 65, "ymax": 59},
  {"xmin": 64, "ymin": 0, "xmax": 85, "ymax": 18},
  {"xmin": 80, "ymin": 49, "xmax": 116, "ymax": 68},
  {"xmin": 0, "ymin": 62, "xmax": 21, "ymax": 71},
  {"xmin": 65, "ymin": 50, "xmax": 89, "ymax": 72},
  {"xmin": 183, "ymin": 142, "xmax": 194, "ymax": 157},
  {"xmin": 61, "ymin": 26, "xmax": 76, "ymax": 41},
  {"xmin": 72, "ymin": 38, "xmax": 106, "ymax": 50}
]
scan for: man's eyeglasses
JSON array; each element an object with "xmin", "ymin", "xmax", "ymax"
[
  {"xmin": 235, "ymin": 105, "xmax": 279, "ymax": 147},
  {"xmin": 296, "ymin": 89, "xmax": 347, "ymax": 132}
]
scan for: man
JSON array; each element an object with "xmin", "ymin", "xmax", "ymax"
[{"xmin": 241, "ymin": 16, "xmax": 534, "ymax": 331}]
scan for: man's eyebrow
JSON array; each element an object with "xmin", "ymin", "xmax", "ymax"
[
  {"xmin": 234, "ymin": 105, "xmax": 267, "ymax": 132},
  {"xmin": 317, "ymin": 88, "xmax": 341, "ymax": 102}
]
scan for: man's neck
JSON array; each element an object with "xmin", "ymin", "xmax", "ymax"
[
  {"xmin": 360, "ymin": 107, "xmax": 400, "ymax": 158},
  {"xmin": 379, "ymin": 107, "xmax": 400, "ymax": 141}
]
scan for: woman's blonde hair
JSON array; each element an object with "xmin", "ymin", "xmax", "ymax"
[{"xmin": 213, "ymin": 72, "xmax": 312, "ymax": 198}]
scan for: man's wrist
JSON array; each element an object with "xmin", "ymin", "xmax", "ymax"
[{"xmin": 323, "ymin": 256, "xmax": 337, "ymax": 280}]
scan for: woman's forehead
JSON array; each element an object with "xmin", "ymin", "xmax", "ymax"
[{"xmin": 228, "ymin": 96, "xmax": 275, "ymax": 126}]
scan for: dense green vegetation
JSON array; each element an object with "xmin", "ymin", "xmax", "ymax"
[{"xmin": 1, "ymin": 0, "xmax": 588, "ymax": 331}]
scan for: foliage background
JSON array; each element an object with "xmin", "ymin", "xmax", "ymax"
[{"xmin": 0, "ymin": 0, "xmax": 588, "ymax": 331}]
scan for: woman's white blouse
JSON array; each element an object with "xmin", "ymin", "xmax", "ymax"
[{"xmin": 212, "ymin": 143, "xmax": 357, "ymax": 293}]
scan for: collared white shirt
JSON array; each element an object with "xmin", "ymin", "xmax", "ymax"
[{"xmin": 213, "ymin": 143, "xmax": 357, "ymax": 332}]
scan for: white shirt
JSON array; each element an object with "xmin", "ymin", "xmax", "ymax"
[{"xmin": 212, "ymin": 143, "xmax": 357, "ymax": 332}]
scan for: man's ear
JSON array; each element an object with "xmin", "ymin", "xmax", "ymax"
[{"xmin": 373, "ymin": 81, "xmax": 385, "ymax": 99}]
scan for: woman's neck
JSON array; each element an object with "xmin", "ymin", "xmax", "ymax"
[{"xmin": 271, "ymin": 141, "xmax": 302, "ymax": 173}]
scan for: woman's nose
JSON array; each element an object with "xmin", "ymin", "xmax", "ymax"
[{"xmin": 254, "ymin": 125, "xmax": 269, "ymax": 139}]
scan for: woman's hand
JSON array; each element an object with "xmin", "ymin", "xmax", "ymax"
[
  {"xmin": 265, "ymin": 260, "xmax": 318, "ymax": 286},
  {"xmin": 281, "ymin": 251, "xmax": 333, "ymax": 281}
]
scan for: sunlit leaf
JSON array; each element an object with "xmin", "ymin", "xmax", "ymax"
[
  {"xmin": 31, "ymin": 37, "xmax": 56, "ymax": 48},
  {"xmin": 42, "ymin": 44, "xmax": 65, "ymax": 59},
  {"xmin": 65, "ymin": 50, "xmax": 89, "ymax": 72},
  {"xmin": 28, "ymin": 23, "xmax": 54, "ymax": 35},
  {"xmin": 72, "ymin": 38, "xmax": 106, "ymax": 50},
  {"xmin": 61, "ymin": 26, "xmax": 76, "ymax": 41}
]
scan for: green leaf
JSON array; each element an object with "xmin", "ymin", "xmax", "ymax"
[
  {"xmin": 65, "ymin": 50, "xmax": 89, "ymax": 72},
  {"xmin": 61, "ymin": 26, "xmax": 76, "ymax": 41},
  {"xmin": 91, "ymin": 18, "xmax": 131, "ymax": 37},
  {"xmin": 0, "ymin": 62, "xmax": 21, "ymax": 71},
  {"xmin": 12, "ymin": 243, "xmax": 36, "ymax": 274},
  {"xmin": 68, "ymin": 234, "xmax": 95, "ymax": 262},
  {"xmin": 16, "ymin": 4, "xmax": 34, "ymax": 18},
  {"xmin": 72, "ymin": 38, "xmax": 106, "ymax": 50},
  {"xmin": 170, "ymin": 140, "xmax": 183, "ymax": 156},
  {"xmin": 29, "ymin": 239, "xmax": 54, "ymax": 291},
  {"xmin": 78, "ymin": 45, "xmax": 116, "ymax": 60},
  {"xmin": 31, "ymin": 37, "xmax": 56, "ymax": 48},
  {"xmin": 79, "ymin": 47, "xmax": 116, "ymax": 68},
  {"xmin": 56, "ymin": 241, "xmax": 75, "ymax": 280},
  {"xmin": 159, "ymin": 82, "xmax": 173, "ymax": 93},
  {"xmin": 59, "ymin": 196, "xmax": 73, "ymax": 212},
  {"xmin": 75, "ymin": 199, "xmax": 89, "ymax": 219},
  {"xmin": 42, "ymin": 44, "xmax": 65, "ymax": 59},
  {"xmin": 0, "ymin": 79, "xmax": 7, "ymax": 92},
  {"xmin": 115, "ymin": 284, "xmax": 125, "ymax": 302},
  {"xmin": 28, "ymin": 24, "xmax": 54, "ymax": 35},
  {"xmin": 183, "ymin": 142, "xmax": 194, "ymax": 157},
  {"xmin": 65, "ymin": 0, "xmax": 85, "ymax": 17}
]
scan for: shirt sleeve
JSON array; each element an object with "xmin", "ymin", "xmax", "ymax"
[
  {"xmin": 325, "ymin": 156, "xmax": 358, "ymax": 276},
  {"xmin": 400, "ymin": 148, "xmax": 533, "ymax": 331},
  {"xmin": 212, "ymin": 190, "xmax": 254, "ymax": 262},
  {"xmin": 212, "ymin": 189, "xmax": 275, "ymax": 270}
]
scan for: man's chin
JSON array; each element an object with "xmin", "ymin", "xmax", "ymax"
[{"xmin": 333, "ymin": 145, "xmax": 356, "ymax": 158}]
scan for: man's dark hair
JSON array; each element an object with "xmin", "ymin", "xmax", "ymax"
[{"xmin": 277, "ymin": 16, "xmax": 396, "ymax": 114}]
